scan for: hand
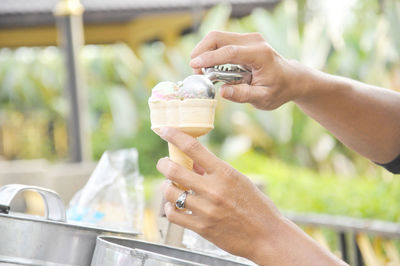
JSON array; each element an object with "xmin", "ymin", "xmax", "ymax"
[
  {"xmin": 156, "ymin": 127, "xmax": 284, "ymax": 261},
  {"xmin": 190, "ymin": 31, "xmax": 310, "ymax": 110},
  {"xmin": 156, "ymin": 128, "xmax": 348, "ymax": 265}
]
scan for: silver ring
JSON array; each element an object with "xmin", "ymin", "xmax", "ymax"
[{"xmin": 175, "ymin": 191, "xmax": 189, "ymax": 210}]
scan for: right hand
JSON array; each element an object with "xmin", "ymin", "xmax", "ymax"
[{"xmin": 190, "ymin": 31, "xmax": 311, "ymax": 110}]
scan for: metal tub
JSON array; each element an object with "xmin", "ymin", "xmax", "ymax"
[
  {"xmin": 91, "ymin": 236, "xmax": 251, "ymax": 266},
  {"xmin": 0, "ymin": 184, "xmax": 138, "ymax": 266}
]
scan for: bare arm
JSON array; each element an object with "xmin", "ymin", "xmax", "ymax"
[
  {"xmin": 293, "ymin": 67, "xmax": 400, "ymax": 164},
  {"xmin": 190, "ymin": 31, "xmax": 400, "ymax": 165}
]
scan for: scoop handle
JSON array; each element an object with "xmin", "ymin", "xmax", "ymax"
[{"xmin": 203, "ymin": 65, "xmax": 252, "ymax": 85}]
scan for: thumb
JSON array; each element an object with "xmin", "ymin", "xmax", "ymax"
[{"xmin": 220, "ymin": 83, "xmax": 265, "ymax": 104}]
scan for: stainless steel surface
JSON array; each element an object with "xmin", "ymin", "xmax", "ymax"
[
  {"xmin": 203, "ymin": 64, "xmax": 252, "ymax": 85},
  {"xmin": 180, "ymin": 74, "xmax": 216, "ymax": 99},
  {"xmin": 91, "ymin": 236, "xmax": 250, "ymax": 266},
  {"xmin": 180, "ymin": 64, "xmax": 252, "ymax": 101},
  {"xmin": 0, "ymin": 184, "xmax": 138, "ymax": 266},
  {"xmin": 0, "ymin": 184, "xmax": 66, "ymax": 221}
]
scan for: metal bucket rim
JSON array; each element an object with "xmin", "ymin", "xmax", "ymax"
[
  {"xmin": 0, "ymin": 212, "xmax": 140, "ymax": 236},
  {"xmin": 95, "ymin": 235, "xmax": 250, "ymax": 266}
]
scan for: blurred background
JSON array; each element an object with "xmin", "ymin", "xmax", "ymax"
[{"xmin": 1, "ymin": 0, "xmax": 400, "ymax": 264}]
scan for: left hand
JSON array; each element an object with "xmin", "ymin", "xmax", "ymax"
[{"xmin": 156, "ymin": 127, "xmax": 283, "ymax": 261}]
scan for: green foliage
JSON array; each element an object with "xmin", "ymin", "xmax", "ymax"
[
  {"xmin": 0, "ymin": 1, "xmax": 400, "ymax": 219},
  {"xmin": 230, "ymin": 151, "xmax": 400, "ymax": 222}
]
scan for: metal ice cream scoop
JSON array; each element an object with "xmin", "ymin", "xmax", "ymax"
[
  {"xmin": 180, "ymin": 64, "xmax": 252, "ymax": 99},
  {"xmin": 203, "ymin": 64, "xmax": 252, "ymax": 85}
]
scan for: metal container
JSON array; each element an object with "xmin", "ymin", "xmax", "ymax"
[
  {"xmin": 0, "ymin": 184, "xmax": 138, "ymax": 266},
  {"xmin": 91, "ymin": 236, "xmax": 251, "ymax": 266}
]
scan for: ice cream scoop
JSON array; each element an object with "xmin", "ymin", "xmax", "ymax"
[
  {"xmin": 179, "ymin": 64, "xmax": 252, "ymax": 99},
  {"xmin": 149, "ymin": 64, "xmax": 252, "ymax": 102},
  {"xmin": 177, "ymin": 75, "xmax": 215, "ymax": 99}
]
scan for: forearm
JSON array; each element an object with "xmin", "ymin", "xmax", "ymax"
[
  {"xmin": 292, "ymin": 62, "xmax": 400, "ymax": 164},
  {"xmin": 251, "ymin": 216, "xmax": 347, "ymax": 266}
]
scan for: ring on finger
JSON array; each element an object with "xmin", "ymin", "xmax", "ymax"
[{"xmin": 175, "ymin": 191, "xmax": 189, "ymax": 210}]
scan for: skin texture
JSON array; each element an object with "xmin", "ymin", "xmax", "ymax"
[
  {"xmin": 156, "ymin": 30, "xmax": 400, "ymax": 265},
  {"xmin": 190, "ymin": 31, "xmax": 400, "ymax": 164},
  {"xmin": 157, "ymin": 127, "xmax": 347, "ymax": 266}
]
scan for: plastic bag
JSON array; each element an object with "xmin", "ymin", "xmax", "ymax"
[
  {"xmin": 183, "ymin": 229, "xmax": 256, "ymax": 265},
  {"xmin": 67, "ymin": 148, "xmax": 144, "ymax": 233}
]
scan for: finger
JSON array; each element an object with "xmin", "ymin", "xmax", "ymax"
[
  {"xmin": 191, "ymin": 31, "xmax": 263, "ymax": 59},
  {"xmin": 193, "ymin": 68, "xmax": 203, "ymax": 75},
  {"xmin": 193, "ymin": 162, "xmax": 206, "ymax": 175},
  {"xmin": 164, "ymin": 201, "xmax": 203, "ymax": 230},
  {"xmin": 161, "ymin": 180, "xmax": 207, "ymax": 214},
  {"xmin": 157, "ymin": 157, "xmax": 208, "ymax": 192},
  {"xmin": 220, "ymin": 83, "xmax": 268, "ymax": 104},
  {"xmin": 190, "ymin": 45, "xmax": 260, "ymax": 69},
  {"xmin": 157, "ymin": 127, "xmax": 220, "ymax": 173}
]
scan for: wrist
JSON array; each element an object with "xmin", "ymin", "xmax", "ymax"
[
  {"xmin": 250, "ymin": 214, "xmax": 348, "ymax": 266},
  {"xmin": 247, "ymin": 212, "xmax": 287, "ymax": 265},
  {"xmin": 287, "ymin": 60, "xmax": 331, "ymax": 105}
]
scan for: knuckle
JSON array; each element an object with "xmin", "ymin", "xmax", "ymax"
[
  {"xmin": 238, "ymin": 85, "xmax": 251, "ymax": 103},
  {"xmin": 207, "ymin": 30, "xmax": 221, "ymax": 40},
  {"xmin": 165, "ymin": 208, "xmax": 176, "ymax": 222},
  {"xmin": 259, "ymin": 43, "xmax": 272, "ymax": 57},
  {"xmin": 165, "ymin": 162, "xmax": 179, "ymax": 178},
  {"xmin": 194, "ymin": 223, "xmax": 205, "ymax": 235},
  {"xmin": 163, "ymin": 183, "xmax": 174, "ymax": 200},
  {"xmin": 249, "ymin": 32, "xmax": 264, "ymax": 41},
  {"xmin": 195, "ymin": 221, "xmax": 212, "ymax": 235},
  {"xmin": 181, "ymin": 139, "xmax": 201, "ymax": 154},
  {"xmin": 202, "ymin": 205, "xmax": 220, "ymax": 221},
  {"xmin": 260, "ymin": 87, "xmax": 271, "ymax": 102},
  {"xmin": 207, "ymin": 189, "xmax": 225, "ymax": 206},
  {"xmin": 224, "ymin": 45, "xmax": 239, "ymax": 60},
  {"xmin": 221, "ymin": 165, "xmax": 236, "ymax": 179}
]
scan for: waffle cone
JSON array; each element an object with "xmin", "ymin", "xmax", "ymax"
[
  {"xmin": 168, "ymin": 143, "xmax": 193, "ymax": 170},
  {"xmin": 149, "ymin": 98, "xmax": 217, "ymax": 245},
  {"xmin": 168, "ymin": 143, "xmax": 193, "ymax": 191},
  {"xmin": 149, "ymin": 98, "xmax": 217, "ymax": 190},
  {"xmin": 149, "ymin": 99, "xmax": 217, "ymax": 137}
]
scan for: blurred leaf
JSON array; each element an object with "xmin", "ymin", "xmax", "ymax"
[
  {"xmin": 108, "ymin": 86, "xmax": 138, "ymax": 138},
  {"xmin": 198, "ymin": 4, "xmax": 232, "ymax": 38},
  {"xmin": 385, "ymin": 0, "xmax": 400, "ymax": 56},
  {"xmin": 1, "ymin": 0, "xmax": 399, "ymax": 186},
  {"xmin": 300, "ymin": 17, "xmax": 331, "ymax": 69},
  {"xmin": 230, "ymin": 151, "xmax": 400, "ymax": 222}
]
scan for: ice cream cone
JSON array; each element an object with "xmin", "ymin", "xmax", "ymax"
[
  {"xmin": 168, "ymin": 143, "xmax": 193, "ymax": 171},
  {"xmin": 149, "ymin": 96, "xmax": 217, "ymax": 247},
  {"xmin": 149, "ymin": 98, "xmax": 217, "ymax": 166}
]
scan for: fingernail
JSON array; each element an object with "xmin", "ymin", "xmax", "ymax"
[
  {"xmin": 165, "ymin": 202, "xmax": 173, "ymax": 213},
  {"xmin": 190, "ymin": 57, "xmax": 203, "ymax": 67},
  {"xmin": 156, "ymin": 156, "xmax": 168, "ymax": 168},
  {"xmin": 223, "ymin": 86, "xmax": 234, "ymax": 98},
  {"xmin": 161, "ymin": 179, "xmax": 170, "ymax": 193},
  {"xmin": 159, "ymin": 127, "xmax": 168, "ymax": 136}
]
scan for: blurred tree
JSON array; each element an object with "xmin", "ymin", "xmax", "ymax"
[{"xmin": 0, "ymin": 0, "xmax": 399, "ymax": 180}]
